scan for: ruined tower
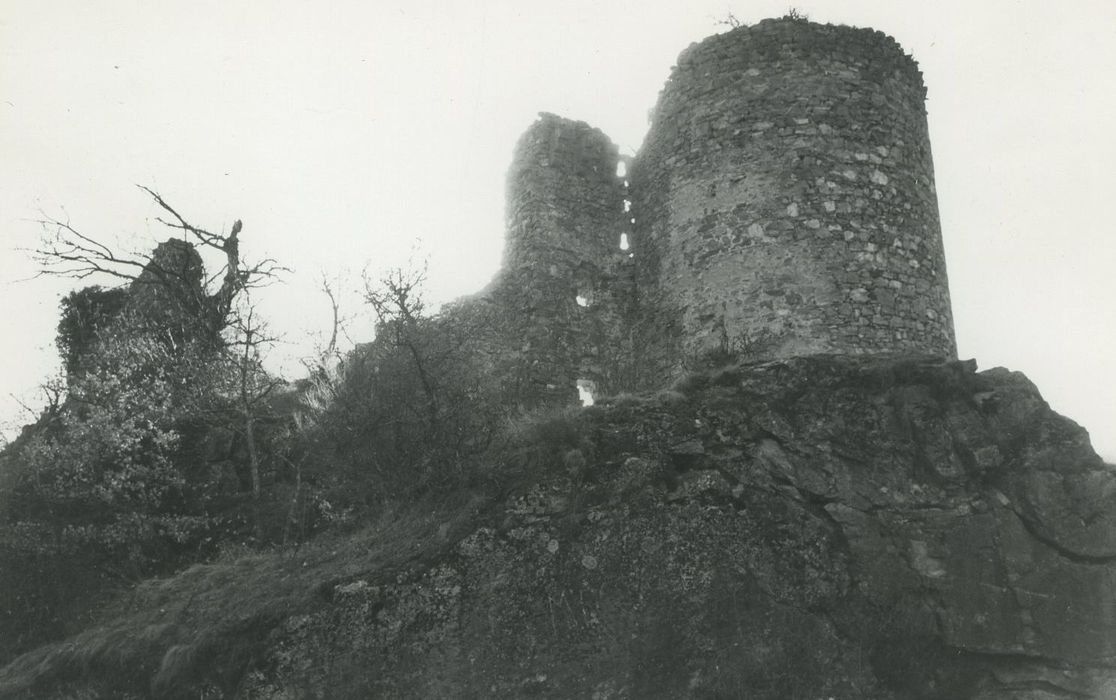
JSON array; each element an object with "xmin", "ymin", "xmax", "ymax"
[
  {"xmin": 483, "ymin": 114, "xmax": 629, "ymax": 404},
  {"xmin": 503, "ymin": 113, "xmax": 626, "ymax": 281},
  {"xmin": 631, "ymin": 19, "xmax": 956, "ymax": 362},
  {"xmin": 450, "ymin": 17, "xmax": 958, "ymax": 406}
]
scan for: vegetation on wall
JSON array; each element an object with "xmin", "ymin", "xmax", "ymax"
[
  {"xmin": 0, "ymin": 192, "xmax": 516, "ymax": 666},
  {"xmin": 294, "ymin": 264, "xmax": 509, "ymax": 516},
  {"xmin": 0, "ymin": 192, "xmax": 285, "ymax": 661},
  {"xmin": 55, "ymin": 286, "xmax": 128, "ymax": 377}
]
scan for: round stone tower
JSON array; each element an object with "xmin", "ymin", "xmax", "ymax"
[{"xmin": 630, "ymin": 18, "xmax": 957, "ymax": 362}]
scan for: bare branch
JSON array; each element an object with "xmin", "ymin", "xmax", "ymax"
[
  {"xmin": 137, "ymin": 184, "xmax": 227, "ymax": 249},
  {"xmin": 135, "ymin": 184, "xmax": 274, "ymax": 330},
  {"xmin": 34, "ymin": 187, "xmax": 286, "ymax": 339},
  {"xmin": 321, "ymin": 276, "xmax": 341, "ymax": 359},
  {"xmin": 33, "ymin": 218, "xmax": 151, "ymax": 281},
  {"xmin": 363, "ymin": 262, "xmax": 429, "ymax": 327}
]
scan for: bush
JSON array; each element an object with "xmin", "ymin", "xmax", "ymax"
[
  {"xmin": 0, "ymin": 321, "xmax": 228, "ymax": 663},
  {"xmin": 497, "ymin": 404, "xmax": 595, "ymax": 483},
  {"xmin": 56, "ymin": 286, "xmax": 128, "ymax": 376},
  {"xmin": 291, "ymin": 269, "xmax": 510, "ymax": 515},
  {"xmin": 683, "ymin": 326, "xmax": 779, "ymax": 373}
]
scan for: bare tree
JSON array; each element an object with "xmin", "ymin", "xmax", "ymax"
[
  {"xmin": 32, "ymin": 187, "xmax": 292, "ymax": 540},
  {"xmin": 223, "ymin": 304, "xmax": 285, "ymax": 540},
  {"xmin": 363, "ymin": 264, "xmax": 440, "ymax": 425},
  {"xmin": 33, "ymin": 185, "xmax": 285, "ymax": 339}
]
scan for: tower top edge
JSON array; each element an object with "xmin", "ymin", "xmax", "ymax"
[{"xmin": 677, "ymin": 17, "xmax": 922, "ymax": 76}]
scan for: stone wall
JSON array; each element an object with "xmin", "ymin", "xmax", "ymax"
[
  {"xmin": 502, "ymin": 112, "xmax": 627, "ymax": 277},
  {"xmin": 447, "ymin": 113, "xmax": 634, "ymax": 406},
  {"xmin": 449, "ymin": 18, "xmax": 958, "ymax": 406},
  {"xmin": 124, "ymin": 238, "xmax": 215, "ymax": 344},
  {"xmin": 631, "ymin": 18, "xmax": 956, "ymax": 363}
]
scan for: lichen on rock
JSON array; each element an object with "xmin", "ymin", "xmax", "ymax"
[{"xmin": 230, "ymin": 355, "xmax": 1116, "ymax": 699}]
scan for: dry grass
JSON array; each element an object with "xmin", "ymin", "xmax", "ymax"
[
  {"xmin": 0, "ymin": 396, "xmax": 656, "ymax": 697},
  {"xmin": 0, "ymin": 490, "xmax": 488, "ymax": 699}
]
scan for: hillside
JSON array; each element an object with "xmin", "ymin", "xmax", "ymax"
[
  {"xmin": 1, "ymin": 354, "xmax": 1113, "ymax": 699},
  {"xmin": 3, "ymin": 16, "xmax": 1113, "ymax": 700}
]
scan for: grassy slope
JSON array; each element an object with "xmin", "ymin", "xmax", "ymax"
[
  {"xmin": 0, "ymin": 365, "xmax": 814, "ymax": 697},
  {"xmin": 0, "ymin": 489, "xmax": 492, "ymax": 699}
]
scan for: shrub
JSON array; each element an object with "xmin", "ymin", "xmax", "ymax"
[
  {"xmin": 56, "ymin": 285, "xmax": 128, "ymax": 376},
  {"xmin": 683, "ymin": 326, "xmax": 779, "ymax": 373},
  {"xmin": 291, "ymin": 268, "xmax": 510, "ymax": 514}
]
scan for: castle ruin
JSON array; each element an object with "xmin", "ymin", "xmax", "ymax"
[{"xmin": 448, "ymin": 17, "xmax": 957, "ymax": 406}]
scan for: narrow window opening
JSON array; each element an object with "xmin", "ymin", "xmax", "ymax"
[
  {"xmin": 619, "ymin": 233, "xmax": 630, "ymax": 251},
  {"xmin": 576, "ymin": 379, "xmax": 597, "ymax": 407},
  {"xmin": 623, "ymin": 180, "xmax": 630, "ymax": 188},
  {"xmin": 615, "ymin": 161, "xmax": 628, "ymax": 178},
  {"xmin": 623, "ymin": 199, "xmax": 632, "ymax": 213}
]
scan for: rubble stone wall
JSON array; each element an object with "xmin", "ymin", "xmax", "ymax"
[
  {"xmin": 455, "ymin": 18, "xmax": 958, "ymax": 405},
  {"xmin": 447, "ymin": 114, "xmax": 634, "ymax": 406},
  {"xmin": 631, "ymin": 18, "xmax": 956, "ymax": 363}
]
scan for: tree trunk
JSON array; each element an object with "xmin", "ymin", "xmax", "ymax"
[{"xmin": 244, "ymin": 414, "xmax": 262, "ymax": 542}]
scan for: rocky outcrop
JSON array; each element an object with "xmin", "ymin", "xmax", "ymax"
[
  {"xmin": 1, "ymin": 355, "xmax": 1111, "ymax": 698},
  {"xmin": 236, "ymin": 355, "xmax": 1114, "ymax": 699}
]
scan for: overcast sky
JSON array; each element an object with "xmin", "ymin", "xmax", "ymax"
[{"xmin": 1, "ymin": 0, "xmax": 1113, "ymax": 460}]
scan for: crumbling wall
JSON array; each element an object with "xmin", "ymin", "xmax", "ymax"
[
  {"xmin": 127, "ymin": 239, "xmax": 207, "ymax": 320},
  {"xmin": 630, "ymin": 18, "xmax": 957, "ymax": 364},
  {"xmin": 502, "ymin": 113, "xmax": 627, "ymax": 276},
  {"xmin": 454, "ymin": 18, "xmax": 959, "ymax": 405},
  {"xmin": 450, "ymin": 113, "xmax": 632, "ymax": 407}
]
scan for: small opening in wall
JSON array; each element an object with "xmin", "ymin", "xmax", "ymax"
[
  {"xmin": 616, "ymin": 161, "xmax": 627, "ymax": 178},
  {"xmin": 623, "ymin": 180, "xmax": 630, "ymax": 188},
  {"xmin": 619, "ymin": 233, "xmax": 630, "ymax": 251},
  {"xmin": 576, "ymin": 379, "xmax": 597, "ymax": 407},
  {"xmin": 630, "ymin": 217, "xmax": 636, "ymax": 224},
  {"xmin": 623, "ymin": 199, "xmax": 632, "ymax": 213}
]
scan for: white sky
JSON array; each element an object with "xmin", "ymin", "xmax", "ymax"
[{"xmin": 1, "ymin": 0, "xmax": 1113, "ymax": 460}]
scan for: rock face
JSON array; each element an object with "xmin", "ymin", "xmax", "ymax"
[{"xmin": 239, "ymin": 356, "xmax": 1115, "ymax": 699}]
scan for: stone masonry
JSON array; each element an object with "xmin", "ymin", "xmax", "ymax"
[
  {"xmin": 447, "ymin": 17, "xmax": 958, "ymax": 405},
  {"xmin": 632, "ymin": 19, "xmax": 956, "ymax": 362}
]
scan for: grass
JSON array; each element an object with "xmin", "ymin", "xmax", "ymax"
[
  {"xmin": 0, "ymin": 390, "xmax": 691, "ymax": 697},
  {"xmin": 0, "ymin": 489, "xmax": 490, "ymax": 699},
  {"xmin": 0, "ymin": 399, "xmax": 615, "ymax": 697}
]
